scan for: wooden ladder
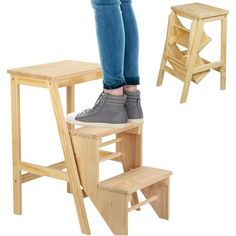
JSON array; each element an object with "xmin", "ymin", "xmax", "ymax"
[
  {"xmin": 70, "ymin": 123, "xmax": 172, "ymax": 235},
  {"xmin": 157, "ymin": 3, "xmax": 228, "ymax": 103}
]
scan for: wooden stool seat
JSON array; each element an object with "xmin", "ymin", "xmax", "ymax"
[
  {"xmin": 171, "ymin": 3, "xmax": 228, "ymax": 19},
  {"xmin": 70, "ymin": 123, "xmax": 141, "ymax": 138},
  {"xmin": 8, "ymin": 60, "xmax": 101, "ymax": 87},
  {"xmin": 99, "ymin": 166, "xmax": 172, "ymax": 194},
  {"xmin": 157, "ymin": 3, "xmax": 228, "ymax": 103},
  {"xmin": 8, "ymin": 60, "xmax": 102, "ymax": 235}
]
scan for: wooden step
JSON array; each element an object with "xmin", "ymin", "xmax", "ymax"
[
  {"xmin": 99, "ymin": 167, "xmax": 172, "ymax": 195},
  {"xmin": 70, "ymin": 123, "xmax": 142, "ymax": 139}
]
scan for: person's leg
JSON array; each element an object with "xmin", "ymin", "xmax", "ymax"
[
  {"xmin": 66, "ymin": 0, "xmax": 128, "ymax": 127},
  {"xmin": 93, "ymin": 0, "xmax": 126, "ymax": 95},
  {"xmin": 120, "ymin": 0, "xmax": 143, "ymax": 123},
  {"xmin": 120, "ymin": 0, "xmax": 139, "ymax": 92}
]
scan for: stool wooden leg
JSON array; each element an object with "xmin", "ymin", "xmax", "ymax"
[
  {"xmin": 66, "ymin": 86, "xmax": 75, "ymax": 194},
  {"xmin": 141, "ymin": 178, "xmax": 170, "ymax": 220},
  {"xmin": 11, "ymin": 76, "xmax": 22, "ymax": 215},
  {"xmin": 181, "ymin": 20, "xmax": 204, "ymax": 103},
  {"xmin": 157, "ymin": 54, "xmax": 167, "ymax": 86},
  {"xmin": 97, "ymin": 189, "xmax": 128, "ymax": 235},
  {"xmin": 157, "ymin": 12, "xmax": 173, "ymax": 86},
  {"xmin": 220, "ymin": 16, "xmax": 227, "ymax": 90},
  {"xmin": 117, "ymin": 132, "xmax": 142, "ymax": 209},
  {"xmin": 48, "ymin": 82, "xmax": 90, "ymax": 235}
]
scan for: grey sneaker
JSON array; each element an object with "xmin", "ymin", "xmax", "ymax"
[
  {"xmin": 66, "ymin": 92, "xmax": 128, "ymax": 128},
  {"xmin": 124, "ymin": 90, "xmax": 144, "ymax": 124}
]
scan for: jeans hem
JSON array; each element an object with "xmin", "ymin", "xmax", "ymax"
[
  {"xmin": 103, "ymin": 81, "xmax": 127, "ymax": 89},
  {"xmin": 125, "ymin": 76, "xmax": 140, "ymax": 85}
]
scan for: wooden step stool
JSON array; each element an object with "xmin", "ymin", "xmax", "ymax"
[
  {"xmin": 70, "ymin": 124, "xmax": 172, "ymax": 235},
  {"xmin": 157, "ymin": 3, "xmax": 228, "ymax": 103},
  {"xmin": 7, "ymin": 60, "xmax": 102, "ymax": 235}
]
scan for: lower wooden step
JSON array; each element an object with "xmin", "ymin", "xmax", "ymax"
[{"xmin": 99, "ymin": 166, "xmax": 172, "ymax": 195}]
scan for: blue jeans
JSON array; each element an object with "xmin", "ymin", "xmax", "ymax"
[{"xmin": 91, "ymin": 0, "xmax": 140, "ymax": 89}]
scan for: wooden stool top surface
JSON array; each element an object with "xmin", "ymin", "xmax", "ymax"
[
  {"xmin": 171, "ymin": 3, "xmax": 228, "ymax": 19},
  {"xmin": 7, "ymin": 60, "xmax": 102, "ymax": 87},
  {"xmin": 70, "ymin": 123, "xmax": 142, "ymax": 139},
  {"xmin": 99, "ymin": 167, "xmax": 172, "ymax": 194}
]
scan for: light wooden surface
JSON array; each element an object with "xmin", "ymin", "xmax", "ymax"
[
  {"xmin": 157, "ymin": 3, "xmax": 228, "ymax": 103},
  {"xmin": 8, "ymin": 60, "xmax": 104, "ymax": 235},
  {"xmin": 142, "ymin": 179, "xmax": 170, "ymax": 220},
  {"xmin": 70, "ymin": 124, "xmax": 172, "ymax": 235},
  {"xmin": 117, "ymin": 130, "xmax": 142, "ymax": 208},
  {"xmin": 180, "ymin": 19, "xmax": 204, "ymax": 103},
  {"xmin": 48, "ymin": 82, "xmax": 90, "ymax": 234},
  {"xmin": 221, "ymin": 16, "xmax": 227, "ymax": 90},
  {"xmin": 70, "ymin": 123, "xmax": 141, "ymax": 139},
  {"xmin": 11, "ymin": 76, "xmax": 22, "ymax": 215},
  {"xmin": 7, "ymin": 60, "xmax": 102, "ymax": 87},
  {"xmin": 99, "ymin": 167, "xmax": 172, "ymax": 194},
  {"xmin": 171, "ymin": 3, "xmax": 228, "ymax": 19}
]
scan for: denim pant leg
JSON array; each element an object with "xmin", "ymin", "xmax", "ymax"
[
  {"xmin": 91, "ymin": 0, "xmax": 127, "ymax": 89},
  {"xmin": 120, "ymin": 0, "xmax": 140, "ymax": 85}
]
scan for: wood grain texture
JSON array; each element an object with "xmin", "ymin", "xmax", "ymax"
[
  {"xmin": 48, "ymin": 82, "xmax": 90, "ymax": 234},
  {"xmin": 11, "ymin": 76, "xmax": 22, "ymax": 215},
  {"xmin": 171, "ymin": 3, "xmax": 228, "ymax": 19},
  {"xmin": 99, "ymin": 167, "xmax": 172, "ymax": 194}
]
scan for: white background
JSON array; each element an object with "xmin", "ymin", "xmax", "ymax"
[{"xmin": 0, "ymin": 0, "xmax": 236, "ymax": 235}]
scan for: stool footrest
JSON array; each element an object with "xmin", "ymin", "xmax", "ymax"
[{"xmin": 99, "ymin": 167, "xmax": 172, "ymax": 195}]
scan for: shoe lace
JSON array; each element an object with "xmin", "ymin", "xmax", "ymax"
[{"xmin": 80, "ymin": 92, "xmax": 105, "ymax": 116}]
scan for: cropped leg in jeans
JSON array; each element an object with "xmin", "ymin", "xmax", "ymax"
[{"xmin": 91, "ymin": 0, "xmax": 140, "ymax": 89}]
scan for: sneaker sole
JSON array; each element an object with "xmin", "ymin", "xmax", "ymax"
[
  {"xmin": 66, "ymin": 112, "xmax": 128, "ymax": 128},
  {"xmin": 128, "ymin": 118, "xmax": 144, "ymax": 124}
]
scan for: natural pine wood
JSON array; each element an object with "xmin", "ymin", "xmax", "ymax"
[
  {"xmin": 8, "ymin": 60, "xmax": 103, "ymax": 235},
  {"xmin": 171, "ymin": 3, "xmax": 228, "ymax": 19},
  {"xmin": 48, "ymin": 82, "xmax": 90, "ymax": 234},
  {"xmin": 22, "ymin": 161, "xmax": 66, "ymax": 183},
  {"xmin": 70, "ymin": 123, "xmax": 140, "ymax": 139},
  {"xmin": 157, "ymin": 3, "xmax": 228, "ymax": 103},
  {"xmin": 128, "ymin": 195, "xmax": 158, "ymax": 212},
  {"xmin": 99, "ymin": 167, "xmax": 172, "ymax": 194},
  {"xmin": 7, "ymin": 60, "xmax": 101, "ymax": 82},
  {"xmin": 221, "ymin": 16, "xmax": 227, "ymax": 90},
  {"xmin": 11, "ymin": 76, "xmax": 22, "ymax": 215},
  {"xmin": 70, "ymin": 125, "xmax": 172, "ymax": 235},
  {"xmin": 180, "ymin": 20, "xmax": 204, "ymax": 103},
  {"xmin": 66, "ymin": 85, "xmax": 75, "ymax": 194},
  {"xmin": 116, "ymin": 130, "xmax": 143, "ymax": 209},
  {"xmin": 141, "ymin": 178, "xmax": 170, "ymax": 220},
  {"xmin": 20, "ymin": 162, "xmax": 69, "ymax": 181}
]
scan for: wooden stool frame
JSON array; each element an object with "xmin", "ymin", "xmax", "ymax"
[
  {"xmin": 9, "ymin": 60, "xmax": 102, "ymax": 235},
  {"xmin": 157, "ymin": 3, "xmax": 228, "ymax": 103}
]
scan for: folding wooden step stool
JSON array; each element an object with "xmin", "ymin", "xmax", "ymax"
[
  {"xmin": 70, "ymin": 124, "xmax": 172, "ymax": 235},
  {"xmin": 8, "ymin": 60, "xmax": 102, "ymax": 235},
  {"xmin": 157, "ymin": 3, "xmax": 228, "ymax": 103}
]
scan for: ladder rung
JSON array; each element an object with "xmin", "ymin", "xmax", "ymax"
[
  {"xmin": 128, "ymin": 195, "xmax": 158, "ymax": 212},
  {"xmin": 173, "ymin": 24, "xmax": 190, "ymax": 32},
  {"xmin": 22, "ymin": 161, "xmax": 66, "ymax": 183},
  {"xmin": 20, "ymin": 162, "xmax": 69, "ymax": 181},
  {"xmin": 201, "ymin": 58, "xmax": 221, "ymax": 72},
  {"xmin": 100, "ymin": 137, "xmax": 122, "ymax": 147},
  {"xmin": 193, "ymin": 61, "xmax": 222, "ymax": 74},
  {"xmin": 163, "ymin": 65, "xmax": 185, "ymax": 82},
  {"xmin": 99, "ymin": 151, "xmax": 122, "ymax": 162}
]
